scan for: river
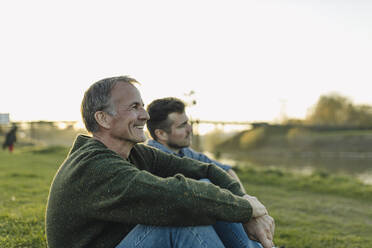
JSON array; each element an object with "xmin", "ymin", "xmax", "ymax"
[{"xmin": 212, "ymin": 151, "xmax": 372, "ymax": 185}]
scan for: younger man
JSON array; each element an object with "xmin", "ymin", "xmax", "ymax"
[
  {"xmin": 146, "ymin": 97, "xmax": 244, "ymax": 189},
  {"xmin": 146, "ymin": 97, "xmax": 264, "ymax": 247}
]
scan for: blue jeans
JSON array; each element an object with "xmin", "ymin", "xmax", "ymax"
[
  {"xmin": 214, "ymin": 221, "xmax": 263, "ymax": 248},
  {"xmin": 116, "ymin": 178, "xmax": 263, "ymax": 247},
  {"xmin": 116, "ymin": 223, "xmax": 263, "ymax": 248}
]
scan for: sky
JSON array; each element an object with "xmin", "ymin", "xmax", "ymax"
[{"xmin": 1, "ymin": 0, "xmax": 371, "ymax": 127}]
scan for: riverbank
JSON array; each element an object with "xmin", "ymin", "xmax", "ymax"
[
  {"xmin": 213, "ymin": 126, "xmax": 372, "ymax": 179},
  {"xmin": 1, "ymin": 146, "xmax": 371, "ymax": 247},
  {"xmin": 217, "ymin": 126, "xmax": 372, "ymax": 154}
]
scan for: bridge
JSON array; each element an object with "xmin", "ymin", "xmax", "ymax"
[
  {"xmin": 190, "ymin": 119, "xmax": 254, "ymax": 126},
  {"xmin": 189, "ymin": 120, "xmax": 269, "ymax": 132}
]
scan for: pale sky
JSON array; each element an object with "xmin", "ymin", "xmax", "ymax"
[{"xmin": 1, "ymin": 0, "xmax": 371, "ymax": 125}]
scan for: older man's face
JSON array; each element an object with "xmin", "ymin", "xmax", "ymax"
[{"xmin": 108, "ymin": 82, "xmax": 150, "ymax": 145}]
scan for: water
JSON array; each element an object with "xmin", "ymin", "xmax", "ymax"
[{"xmin": 216, "ymin": 152, "xmax": 372, "ymax": 185}]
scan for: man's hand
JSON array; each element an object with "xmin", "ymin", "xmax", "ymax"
[
  {"xmin": 243, "ymin": 195, "xmax": 268, "ymax": 218},
  {"xmin": 243, "ymin": 215, "xmax": 275, "ymax": 248}
]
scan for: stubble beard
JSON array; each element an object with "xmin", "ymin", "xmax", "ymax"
[
  {"xmin": 112, "ymin": 128, "xmax": 146, "ymax": 145},
  {"xmin": 167, "ymin": 135, "xmax": 192, "ymax": 150}
]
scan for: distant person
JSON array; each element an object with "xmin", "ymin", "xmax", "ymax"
[
  {"xmin": 45, "ymin": 76, "xmax": 275, "ymax": 248},
  {"xmin": 2, "ymin": 124, "xmax": 17, "ymax": 153},
  {"xmin": 146, "ymin": 97, "xmax": 245, "ymax": 191}
]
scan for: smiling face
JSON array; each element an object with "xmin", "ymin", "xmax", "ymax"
[
  {"xmin": 165, "ymin": 111, "xmax": 192, "ymax": 150},
  {"xmin": 108, "ymin": 82, "xmax": 150, "ymax": 145}
]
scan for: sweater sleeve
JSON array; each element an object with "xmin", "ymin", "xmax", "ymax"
[
  {"xmin": 142, "ymin": 145, "xmax": 245, "ymax": 197},
  {"xmin": 183, "ymin": 148, "xmax": 232, "ymax": 171},
  {"xmin": 79, "ymin": 152, "xmax": 252, "ymax": 227}
]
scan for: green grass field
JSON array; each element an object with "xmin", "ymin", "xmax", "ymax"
[{"xmin": 1, "ymin": 146, "xmax": 371, "ymax": 247}]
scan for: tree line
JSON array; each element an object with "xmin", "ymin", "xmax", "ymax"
[{"xmin": 288, "ymin": 93, "xmax": 372, "ymax": 127}]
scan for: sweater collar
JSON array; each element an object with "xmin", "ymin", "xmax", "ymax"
[{"xmin": 69, "ymin": 134, "xmax": 106, "ymax": 154}]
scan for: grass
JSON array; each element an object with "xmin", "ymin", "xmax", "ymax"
[
  {"xmin": 237, "ymin": 165, "xmax": 372, "ymax": 247},
  {"xmin": 0, "ymin": 146, "xmax": 68, "ymax": 247},
  {"xmin": 1, "ymin": 146, "xmax": 372, "ymax": 247}
]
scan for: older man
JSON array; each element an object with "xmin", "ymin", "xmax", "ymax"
[{"xmin": 45, "ymin": 76, "xmax": 275, "ymax": 248}]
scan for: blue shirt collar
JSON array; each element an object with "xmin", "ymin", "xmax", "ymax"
[{"xmin": 146, "ymin": 139, "xmax": 186, "ymax": 157}]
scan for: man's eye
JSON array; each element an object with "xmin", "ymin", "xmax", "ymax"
[{"xmin": 131, "ymin": 104, "xmax": 144, "ymax": 110}]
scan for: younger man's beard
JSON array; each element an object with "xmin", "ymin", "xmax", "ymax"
[
  {"xmin": 166, "ymin": 134, "xmax": 192, "ymax": 150},
  {"xmin": 166, "ymin": 141, "xmax": 190, "ymax": 150}
]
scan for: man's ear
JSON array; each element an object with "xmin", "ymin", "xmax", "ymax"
[
  {"xmin": 154, "ymin": 129, "xmax": 168, "ymax": 142},
  {"xmin": 94, "ymin": 111, "xmax": 112, "ymax": 129}
]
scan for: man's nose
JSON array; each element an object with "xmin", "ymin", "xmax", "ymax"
[
  {"xmin": 187, "ymin": 123, "xmax": 192, "ymax": 133},
  {"xmin": 140, "ymin": 108, "xmax": 150, "ymax": 120}
]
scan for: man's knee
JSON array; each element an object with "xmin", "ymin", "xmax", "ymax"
[
  {"xmin": 167, "ymin": 225, "xmax": 225, "ymax": 248},
  {"xmin": 117, "ymin": 225, "xmax": 224, "ymax": 248}
]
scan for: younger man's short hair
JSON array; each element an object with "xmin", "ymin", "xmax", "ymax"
[{"xmin": 146, "ymin": 97, "xmax": 185, "ymax": 140}]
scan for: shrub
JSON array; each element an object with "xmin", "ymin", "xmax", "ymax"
[{"xmin": 239, "ymin": 127, "xmax": 266, "ymax": 149}]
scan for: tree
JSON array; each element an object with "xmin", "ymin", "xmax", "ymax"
[{"xmin": 306, "ymin": 93, "xmax": 372, "ymax": 126}]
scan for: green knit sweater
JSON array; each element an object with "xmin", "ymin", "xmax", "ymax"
[{"xmin": 45, "ymin": 135, "xmax": 252, "ymax": 248}]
